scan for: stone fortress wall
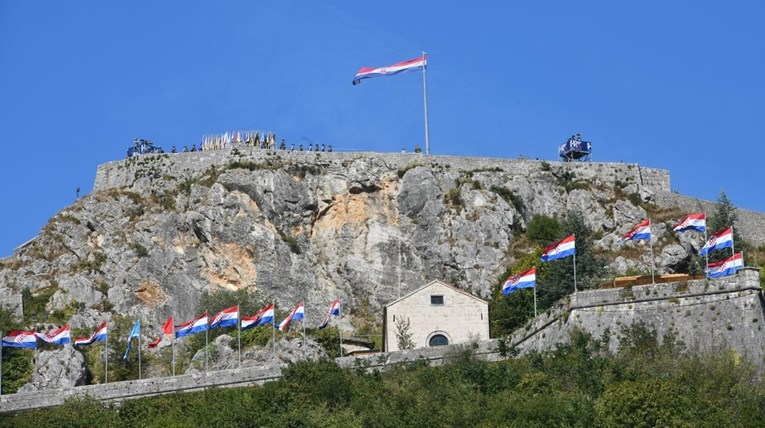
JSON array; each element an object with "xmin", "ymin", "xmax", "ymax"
[{"xmin": 93, "ymin": 149, "xmax": 671, "ymax": 194}]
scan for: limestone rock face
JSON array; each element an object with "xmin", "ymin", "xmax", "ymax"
[
  {"xmin": 186, "ymin": 334, "xmax": 327, "ymax": 373},
  {"xmin": 0, "ymin": 151, "xmax": 760, "ymax": 345},
  {"xmin": 19, "ymin": 347, "xmax": 86, "ymax": 392}
]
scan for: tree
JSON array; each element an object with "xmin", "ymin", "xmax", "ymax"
[
  {"xmin": 395, "ymin": 317, "xmax": 415, "ymax": 350},
  {"xmin": 539, "ymin": 211, "xmax": 606, "ymax": 308},
  {"xmin": 708, "ymin": 190, "xmax": 743, "ymax": 263},
  {"xmin": 489, "ymin": 250, "xmax": 546, "ymax": 337},
  {"xmin": 526, "ymin": 214, "xmax": 562, "ymax": 246}
]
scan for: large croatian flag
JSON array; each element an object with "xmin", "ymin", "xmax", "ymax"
[
  {"xmin": 241, "ymin": 303, "xmax": 275, "ymax": 331},
  {"xmin": 277, "ymin": 302, "xmax": 305, "ymax": 332},
  {"xmin": 699, "ymin": 227, "xmax": 734, "ymax": 256},
  {"xmin": 175, "ymin": 312, "xmax": 209, "ymax": 339},
  {"xmin": 502, "ymin": 267, "xmax": 537, "ymax": 296},
  {"xmin": 2, "ymin": 330, "xmax": 38, "ymax": 349},
  {"xmin": 673, "ymin": 213, "xmax": 706, "ymax": 233},
  {"xmin": 620, "ymin": 219, "xmax": 651, "ymax": 242},
  {"xmin": 540, "ymin": 235, "xmax": 576, "ymax": 262},
  {"xmin": 353, "ymin": 55, "xmax": 426, "ymax": 85},
  {"xmin": 74, "ymin": 322, "xmax": 107, "ymax": 347},
  {"xmin": 210, "ymin": 306, "xmax": 239, "ymax": 329},
  {"xmin": 706, "ymin": 252, "xmax": 744, "ymax": 278},
  {"xmin": 36, "ymin": 325, "xmax": 71, "ymax": 346},
  {"xmin": 318, "ymin": 299, "xmax": 341, "ymax": 329}
]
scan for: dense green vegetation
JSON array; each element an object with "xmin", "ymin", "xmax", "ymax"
[
  {"xmin": 490, "ymin": 211, "xmax": 607, "ymax": 337},
  {"xmin": 3, "ymin": 323, "xmax": 764, "ymax": 427}
]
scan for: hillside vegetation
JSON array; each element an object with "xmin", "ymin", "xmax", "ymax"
[{"xmin": 2, "ymin": 323, "xmax": 764, "ymax": 427}]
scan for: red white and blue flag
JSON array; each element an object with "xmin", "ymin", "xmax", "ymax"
[
  {"xmin": 673, "ymin": 213, "xmax": 706, "ymax": 233},
  {"xmin": 241, "ymin": 303, "xmax": 275, "ymax": 331},
  {"xmin": 210, "ymin": 306, "xmax": 238, "ymax": 329},
  {"xmin": 502, "ymin": 267, "xmax": 537, "ymax": 295},
  {"xmin": 353, "ymin": 55, "xmax": 426, "ymax": 85},
  {"xmin": 2, "ymin": 330, "xmax": 38, "ymax": 349},
  {"xmin": 318, "ymin": 299, "xmax": 341, "ymax": 329},
  {"xmin": 706, "ymin": 252, "xmax": 744, "ymax": 278},
  {"xmin": 277, "ymin": 302, "xmax": 304, "ymax": 332},
  {"xmin": 148, "ymin": 317, "xmax": 173, "ymax": 349},
  {"xmin": 540, "ymin": 235, "xmax": 576, "ymax": 262},
  {"xmin": 175, "ymin": 312, "xmax": 209, "ymax": 339},
  {"xmin": 620, "ymin": 219, "xmax": 651, "ymax": 242},
  {"xmin": 700, "ymin": 227, "xmax": 734, "ymax": 256},
  {"xmin": 36, "ymin": 325, "xmax": 71, "ymax": 346},
  {"xmin": 74, "ymin": 322, "xmax": 107, "ymax": 347}
]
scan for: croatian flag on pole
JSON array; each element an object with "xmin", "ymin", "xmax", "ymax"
[
  {"xmin": 210, "ymin": 306, "xmax": 239, "ymax": 329},
  {"xmin": 241, "ymin": 303, "xmax": 275, "ymax": 331},
  {"xmin": 277, "ymin": 302, "xmax": 304, "ymax": 332},
  {"xmin": 175, "ymin": 312, "xmax": 209, "ymax": 339},
  {"xmin": 700, "ymin": 227, "xmax": 734, "ymax": 256},
  {"xmin": 706, "ymin": 252, "xmax": 744, "ymax": 278},
  {"xmin": 36, "ymin": 325, "xmax": 71, "ymax": 346},
  {"xmin": 353, "ymin": 55, "xmax": 426, "ymax": 85},
  {"xmin": 502, "ymin": 267, "xmax": 537, "ymax": 295},
  {"xmin": 2, "ymin": 330, "xmax": 38, "ymax": 348},
  {"xmin": 74, "ymin": 322, "xmax": 107, "ymax": 347},
  {"xmin": 540, "ymin": 235, "xmax": 576, "ymax": 262},
  {"xmin": 673, "ymin": 213, "xmax": 706, "ymax": 233},
  {"xmin": 318, "ymin": 299, "xmax": 341, "ymax": 329},
  {"xmin": 148, "ymin": 317, "xmax": 173, "ymax": 349},
  {"xmin": 620, "ymin": 219, "xmax": 651, "ymax": 242}
]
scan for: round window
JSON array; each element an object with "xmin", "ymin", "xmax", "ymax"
[{"xmin": 429, "ymin": 334, "xmax": 449, "ymax": 347}]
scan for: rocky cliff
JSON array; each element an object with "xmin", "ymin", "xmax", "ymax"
[{"xmin": 1, "ymin": 149, "xmax": 763, "ymax": 339}]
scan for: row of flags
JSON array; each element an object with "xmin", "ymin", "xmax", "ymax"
[
  {"xmin": 1, "ymin": 300, "xmax": 340, "ymax": 353},
  {"xmin": 2, "ymin": 322, "xmax": 108, "ymax": 349},
  {"xmin": 503, "ymin": 212, "xmax": 744, "ymax": 298}
]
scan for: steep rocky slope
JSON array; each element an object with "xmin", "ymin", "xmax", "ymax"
[{"xmin": 1, "ymin": 149, "xmax": 763, "ymax": 334}]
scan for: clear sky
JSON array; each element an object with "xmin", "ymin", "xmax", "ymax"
[{"xmin": 1, "ymin": 1, "xmax": 763, "ymax": 257}]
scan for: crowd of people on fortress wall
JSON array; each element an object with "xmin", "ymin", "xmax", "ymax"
[{"xmin": 128, "ymin": 131, "xmax": 332, "ymax": 158}]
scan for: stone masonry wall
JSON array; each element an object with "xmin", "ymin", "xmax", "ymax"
[
  {"xmin": 384, "ymin": 281, "xmax": 489, "ymax": 352},
  {"xmin": 93, "ymin": 149, "xmax": 671, "ymax": 194},
  {"xmin": 510, "ymin": 268, "xmax": 765, "ymax": 364}
]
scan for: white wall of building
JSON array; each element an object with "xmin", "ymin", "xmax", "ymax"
[{"xmin": 384, "ymin": 280, "xmax": 489, "ymax": 352}]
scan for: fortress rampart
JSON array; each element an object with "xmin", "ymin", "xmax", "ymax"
[{"xmin": 93, "ymin": 149, "xmax": 671, "ymax": 194}]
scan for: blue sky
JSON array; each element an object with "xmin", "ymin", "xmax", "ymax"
[{"xmin": 1, "ymin": 1, "xmax": 763, "ymax": 256}]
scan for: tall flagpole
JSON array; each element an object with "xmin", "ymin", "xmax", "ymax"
[
  {"xmin": 339, "ymin": 327, "xmax": 343, "ymax": 357},
  {"xmin": 648, "ymin": 218, "xmax": 656, "ymax": 284},
  {"xmin": 138, "ymin": 324, "xmax": 142, "ymax": 380},
  {"xmin": 104, "ymin": 325, "xmax": 108, "ymax": 384},
  {"xmin": 533, "ymin": 286, "xmax": 538, "ymax": 318},
  {"xmin": 302, "ymin": 302, "xmax": 307, "ymax": 359},
  {"xmin": 237, "ymin": 304, "xmax": 242, "ymax": 369},
  {"xmin": 421, "ymin": 51, "xmax": 430, "ymax": 155},
  {"xmin": 272, "ymin": 302, "xmax": 277, "ymax": 361},
  {"xmin": 573, "ymin": 253, "xmax": 578, "ymax": 293},
  {"xmin": 172, "ymin": 324, "xmax": 176, "ymax": 377},
  {"xmin": 205, "ymin": 310, "xmax": 209, "ymax": 372}
]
